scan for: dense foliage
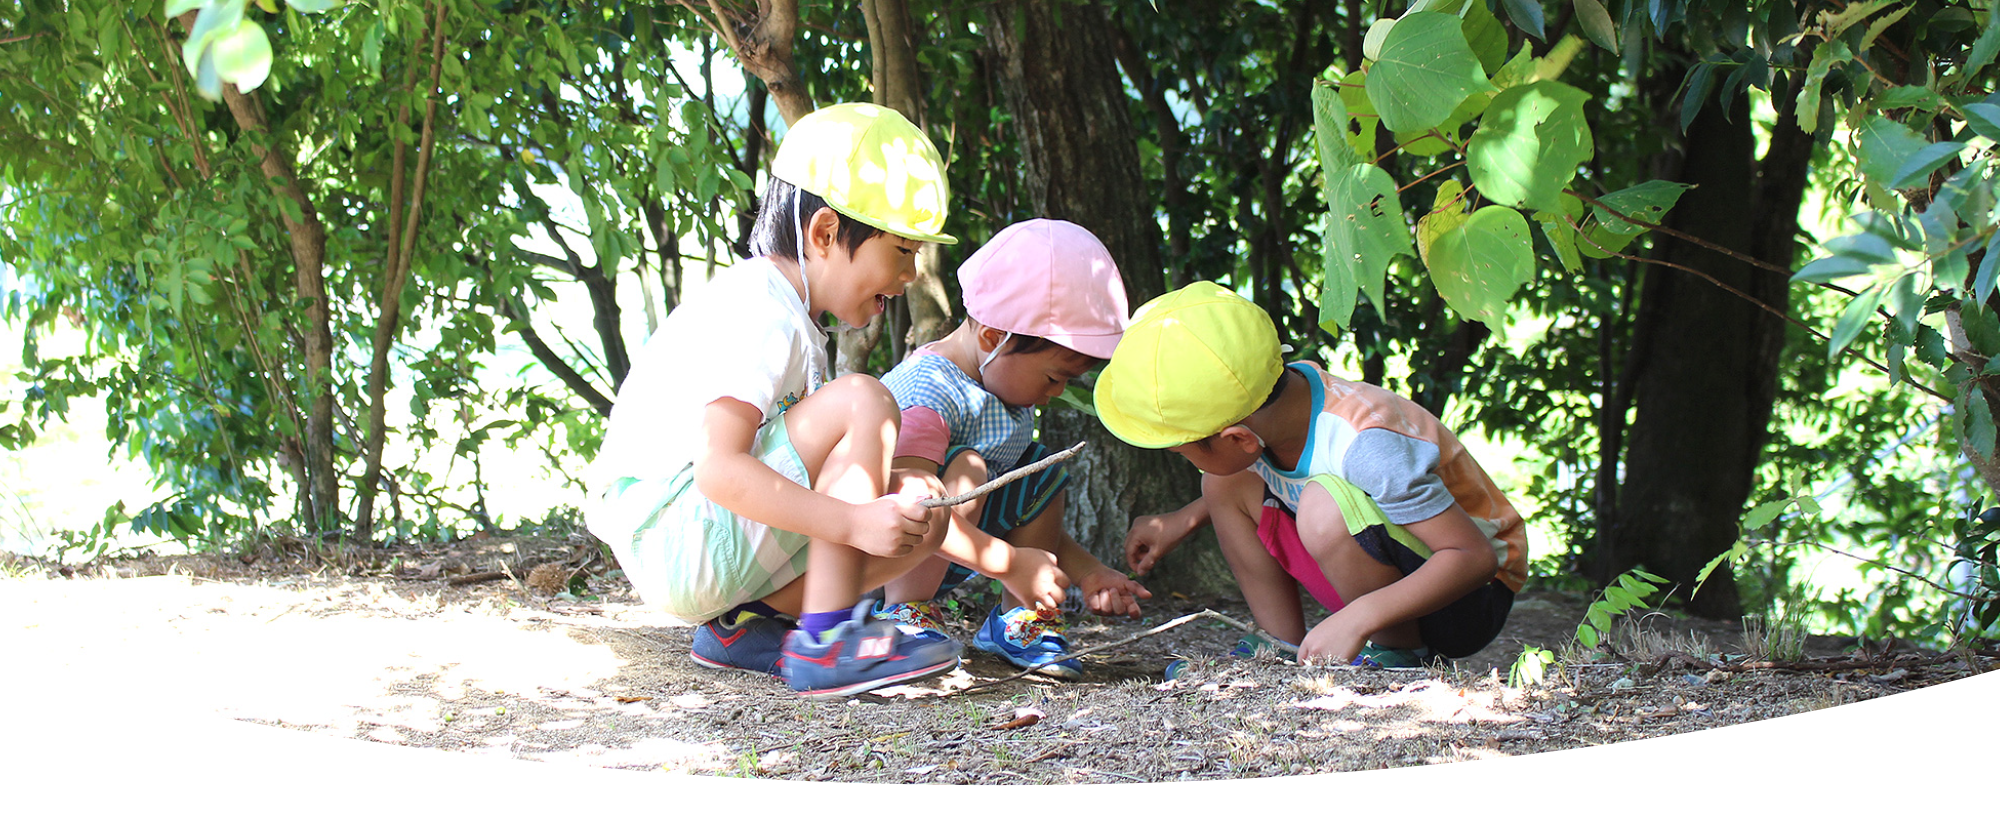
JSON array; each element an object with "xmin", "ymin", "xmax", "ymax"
[{"xmin": 2, "ymin": 0, "xmax": 1996, "ymax": 643}]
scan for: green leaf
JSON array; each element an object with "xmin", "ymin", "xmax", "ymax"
[
  {"xmin": 1319, "ymin": 214, "xmax": 1359, "ymax": 334},
  {"xmin": 1462, "ymin": 0, "xmax": 1509, "ymax": 74},
  {"xmin": 1856, "ymin": 115, "xmax": 1928, "ymax": 185},
  {"xmin": 362, "ymin": 19, "xmax": 386, "ymax": 72},
  {"xmin": 1824, "ymin": 0, "xmax": 1900, "ymax": 37},
  {"xmin": 1691, "ymin": 544, "xmax": 1746, "ymax": 599},
  {"xmin": 164, "ymin": 0, "xmax": 205, "ymax": 18},
  {"xmin": 1499, "ymin": 0, "xmax": 1546, "ymax": 41},
  {"xmin": 180, "ymin": 0, "xmax": 243, "ymax": 71},
  {"xmin": 1873, "ymin": 86, "xmax": 1945, "ymax": 113},
  {"xmin": 1823, "ymin": 231, "xmax": 1898, "ymax": 264},
  {"xmin": 1962, "ymin": 4, "xmax": 2000, "ymax": 85},
  {"xmin": 1976, "ymin": 232, "xmax": 2000, "ymax": 304},
  {"xmin": 210, "ymin": 21, "xmax": 273, "ymax": 92},
  {"xmin": 286, "ymin": 0, "xmax": 344, "ymax": 11},
  {"xmin": 1426, "ymin": 205, "xmax": 1533, "ymax": 327},
  {"xmin": 1576, "ymin": 622, "xmax": 1599, "ymax": 650},
  {"xmin": 1323, "ymin": 163, "xmax": 1413, "ymax": 321},
  {"xmin": 1588, "ymin": 180, "xmax": 1692, "ymax": 236},
  {"xmin": 1585, "ymin": 605, "xmax": 1612, "ymax": 634},
  {"xmin": 1366, "ymin": 12, "xmax": 1497, "ymax": 133},
  {"xmin": 1572, "ymin": 0, "xmax": 1618, "ymax": 54},
  {"xmin": 1535, "ymin": 211, "xmax": 1582, "ymax": 273},
  {"xmin": 1743, "ymin": 499, "xmax": 1789, "ymax": 530},
  {"xmin": 1888, "ymin": 142, "xmax": 1966, "ymax": 189},
  {"xmin": 1963, "ymin": 302, "xmax": 2000, "ymax": 354},
  {"xmin": 1312, "ymin": 82, "xmax": 1362, "ymax": 172},
  {"xmin": 1962, "ymin": 389, "xmax": 1998, "ymax": 461},
  {"xmin": 1828, "ymin": 285, "xmax": 1886, "ymax": 357},
  {"xmin": 1857, "ymin": 4, "xmax": 1912, "ymax": 54},
  {"xmin": 1467, "ymin": 81, "xmax": 1593, "ymax": 211},
  {"xmin": 1418, "ymin": 180, "xmax": 1471, "ymax": 268},
  {"xmin": 1797, "ymin": 41, "xmax": 1853, "ymax": 129},
  {"xmin": 1601, "ymin": 585, "xmax": 1641, "ymax": 612},
  {"xmin": 1963, "ymin": 103, "xmax": 2000, "ymax": 144},
  {"xmin": 1681, "ymin": 61, "xmax": 1716, "ymax": 133}
]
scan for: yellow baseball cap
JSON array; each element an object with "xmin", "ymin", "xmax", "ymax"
[
  {"xmin": 1093, "ymin": 281, "xmax": 1283, "ymax": 449},
  {"xmin": 770, "ymin": 102, "xmax": 957, "ymax": 245}
]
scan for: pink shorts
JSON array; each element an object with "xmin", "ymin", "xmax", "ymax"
[{"xmin": 1256, "ymin": 502, "xmax": 1347, "ymax": 614}]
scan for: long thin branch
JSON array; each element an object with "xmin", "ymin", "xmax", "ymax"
[
  {"xmin": 919, "ymin": 442, "xmax": 1086, "ymax": 509},
  {"xmin": 949, "ymin": 609, "xmax": 1297, "ymax": 695},
  {"xmin": 1566, "ymin": 215, "xmax": 1952, "ymax": 403},
  {"xmin": 1811, "ymin": 542, "xmax": 1996, "ymax": 603}
]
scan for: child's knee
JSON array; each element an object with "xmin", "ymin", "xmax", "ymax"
[{"xmin": 818, "ymin": 374, "xmax": 900, "ymax": 426}]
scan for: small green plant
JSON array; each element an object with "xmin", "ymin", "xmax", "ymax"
[
  {"xmin": 1508, "ymin": 645, "xmax": 1555, "ymax": 688},
  {"xmin": 1742, "ymin": 612, "xmax": 1809, "ymax": 662},
  {"xmin": 1576, "ymin": 569, "xmax": 1670, "ymax": 653}
]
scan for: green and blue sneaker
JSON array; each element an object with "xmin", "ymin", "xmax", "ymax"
[
  {"xmin": 1351, "ymin": 643, "xmax": 1435, "ymax": 669},
  {"xmin": 973, "ymin": 605, "xmax": 1082, "ymax": 680}
]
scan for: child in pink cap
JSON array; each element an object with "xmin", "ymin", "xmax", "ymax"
[{"xmin": 877, "ymin": 219, "xmax": 1152, "ymax": 679}]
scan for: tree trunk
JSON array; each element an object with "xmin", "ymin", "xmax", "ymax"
[
  {"xmin": 217, "ymin": 84, "xmax": 336, "ymax": 537},
  {"xmin": 1596, "ymin": 84, "xmax": 1813, "ymax": 618},
  {"xmin": 985, "ymin": 0, "xmax": 1222, "ymax": 595}
]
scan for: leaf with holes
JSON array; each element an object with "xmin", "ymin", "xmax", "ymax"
[
  {"xmin": 1426, "ymin": 205, "xmax": 1532, "ymax": 327},
  {"xmin": 1322, "ymin": 163, "xmax": 1411, "ymax": 326},
  {"xmin": 1366, "ymin": 12, "xmax": 1497, "ymax": 134},
  {"xmin": 1588, "ymin": 180, "xmax": 1692, "ymax": 236}
]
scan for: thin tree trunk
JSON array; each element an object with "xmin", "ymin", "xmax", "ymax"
[{"xmin": 358, "ymin": 3, "xmax": 448, "ymax": 544}]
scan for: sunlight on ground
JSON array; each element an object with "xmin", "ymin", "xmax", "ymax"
[{"xmin": 1, "ymin": 574, "xmax": 629, "ymax": 732}]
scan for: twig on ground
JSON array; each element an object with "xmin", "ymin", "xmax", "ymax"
[
  {"xmin": 949, "ymin": 608, "xmax": 1297, "ymax": 696},
  {"xmin": 446, "ymin": 570, "xmax": 508, "ymax": 587},
  {"xmin": 921, "ymin": 442, "xmax": 1086, "ymax": 509}
]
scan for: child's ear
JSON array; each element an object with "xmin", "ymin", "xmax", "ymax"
[
  {"xmin": 807, "ymin": 207, "xmax": 841, "ymax": 259},
  {"xmin": 1217, "ymin": 425, "xmax": 1261, "ymax": 454},
  {"xmin": 977, "ymin": 324, "xmax": 1007, "ymax": 353}
]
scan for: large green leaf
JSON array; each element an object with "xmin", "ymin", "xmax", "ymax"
[
  {"xmin": 1828, "ymin": 284, "xmax": 1886, "ymax": 357},
  {"xmin": 210, "ymin": 20, "xmax": 273, "ymax": 92},
  {"xmin": 1426, "ymin": 205, "xmax": 1532, "ymax": 326},
  {"xmin": 1462, "ymin": 0, "xmax": 1509, "ymax": 74},
  {"xmin": 1588, "ymin": 180, "xmax": 1692, "ymax": 236},
  {"xmin": 1417, "ymin": 181, "xmax": 1471, "ymax": 269},
  {"xmin": 1323, "ymin": 163, "xmax": 1413, "ymax": 327},
  {"xmin": 1366, "ymin": 12, "xmax": 1497, "ymax": 134},
  {"xmin": 1311, "ymin": 82, "xmax": 1362, "ymax": 173},
  {"xmin": 1856, "ymin": 115, "xmax": 1928, "ymax": 186},
  {"xmin": 1964, "ymin": 103, "xmax": 2000, "ymax": 144},
  {"xmin": 1888, "ymin": 142, "xmax": 1967, "ymax": 189},
  {"xmin": 1467, "ymin": 81, "xmax": 1592, "ymax": 211}
]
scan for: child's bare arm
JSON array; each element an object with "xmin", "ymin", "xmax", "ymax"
[
  {"xmin": 1299, "ymin": 503, "xmax": 1498, "ymax": 662},
  {"xmin": 1124, "ymin": 496, "xmax": 1209, "ymax": 575},
  {"xmin": 1053, "ymin": 533, "xmax": 1152, "ymax": 617},
  {"xmin": 892, "ymin": 456, "xmax": 1069, "ymax": 610},
  {"xmin": 694, "ymin": 398, "xmax": 928, "ymax": 557}
]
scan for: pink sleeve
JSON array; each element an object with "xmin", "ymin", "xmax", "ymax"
[{"xmin": 895, "ymin": 406, "xmax": 951, "ymax": 464}]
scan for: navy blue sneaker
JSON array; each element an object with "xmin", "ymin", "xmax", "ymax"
[
  {"xmin": 780, "ymin": 600, "xmax": 963, "ymax": 699},
  {"xmin": 690, "ymin": 608, "xmax": 796, "ymax": 676},
  {"xmin": 973, "ymin": 605, "xmax": 1082, "ymax": 680}
]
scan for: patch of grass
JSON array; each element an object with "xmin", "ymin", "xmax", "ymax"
[{"xmin": 1741, "ymin": 612, "xmax": 1809, "ymax": 662}]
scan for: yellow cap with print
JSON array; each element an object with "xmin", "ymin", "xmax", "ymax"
[
  {"xmin": 1093, "ymin": 281, "xmax": 1283, "ymax": 449},
  {"xmin": 770, "ymin": 102, "xmax": 957, "ymax": 245}
]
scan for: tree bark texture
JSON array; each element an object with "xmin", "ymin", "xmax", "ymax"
[
  {"xmin": 985, "ymin": 0, "xmax": 1224, "ymax": 595},
  {"xmin": 1598, "ymin": 86, "xmax": 1813, "ymax": 618},
  {"xmin": 218, "ymin": 81, "xmax": 337, "ymax": 535}
]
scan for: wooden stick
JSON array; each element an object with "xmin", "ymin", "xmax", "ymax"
[
  {"xmin": 920, "ymin": 441, "xmax": 1087, "ymax": 509},
  {"xmin": 949, "ymin": 608, "xmax": 1299, "ymax": 696}
]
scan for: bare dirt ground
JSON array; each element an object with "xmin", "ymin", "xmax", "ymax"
[{"xmin": 5, "ymin": 533, "xmax": 1992, "ymax": 784}]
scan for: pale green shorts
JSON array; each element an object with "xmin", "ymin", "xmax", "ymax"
[{"xmin": 595, "ymin": 417, "xmax": 812, "ymax": 623}]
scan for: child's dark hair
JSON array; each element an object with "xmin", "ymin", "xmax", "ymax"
[
  {"xmin": 1191, "ymin": 368, "xmax": 1291, "ymax": 451},
  {"xmin": 749, "ymin": 177, "xmax": 886, "ymax": 262},
  {"xmin": 991, "ymin": 332, "xmax": 1109, "ymax": 367}
]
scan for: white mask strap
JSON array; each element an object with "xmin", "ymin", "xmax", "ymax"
[
  {"xmin": 793, "ymin": 193, "xmax": 810, "ymax": 315},
  {"xmin": 977, "ymin": 330, "xmax": 1012, "ymax": 380}
]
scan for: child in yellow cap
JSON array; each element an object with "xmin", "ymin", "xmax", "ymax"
[
  {"xmin": 1094, "ymin": 282, "xmax": 1527, "ymax": 669},
  {"xmin": 874, "ymin": 219, "xmax": 1152, "ymax": 680},
  {"xmin": 584, "ymin": 103, "xmax": 965, "ymax": 698}
]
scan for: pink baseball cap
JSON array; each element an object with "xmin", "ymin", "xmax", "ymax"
[{"xmin": 957, "ymin": 219, "xmax": 1130, "ymax": 360}]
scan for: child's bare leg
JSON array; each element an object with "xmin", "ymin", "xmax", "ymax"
[
  {"xmin": 1203, "ymin": 470, "xmax": 1308, "ymax": 645},
  {"xmin": 881, "ymin": 449, "xmax": 987, "ymax": 604},
  {"xmin": 772, "ymin": 375, "xmax": 940, "ymax": 617},
  {"xmin": 1293, "ymin": 486, "xmax": 1419, "ymax": 648}
]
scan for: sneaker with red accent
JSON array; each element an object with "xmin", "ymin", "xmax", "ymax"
[
  {"xmin": 690, "ymin": 609, "xmax": 796, "ymax": 676},
  {"xmin": 780, "ymin": 600, "xmax": 962, "ymax": 699}
]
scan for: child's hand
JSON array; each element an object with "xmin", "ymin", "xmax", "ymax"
[
  {"xmin": 1298, "ymin": 613, "xmax": 1368, "ymax": 665},
  {"xmin": 848, "ymin": 493, "xmax": 934, "ymax": 558},
  {"xmin": 1123, "ymin": 513, "xmax": 1192, "ymax": 576},
  {"xmin": 1077, "ymin": 566, "xmax": 1152, "ymax": 617},
  {"xmin": 999, "ymin": 548, "xmax": 1070, "ymax": 613}
]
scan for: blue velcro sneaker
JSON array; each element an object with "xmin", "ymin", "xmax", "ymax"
[
  {"xmin": 780, "ymin": 600, "xmax": 963, "ymax": 699},
  {"xmin": 1351, "ymin": 642, "xmax": 1435, "ymax": 669},
  {"xmin": 973, "ymin": 605, "xmax": 1082, "ymax": 680},
  {"xmin": 690, "ymin": 609, "xmax": 796, "ymax": 676}
]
